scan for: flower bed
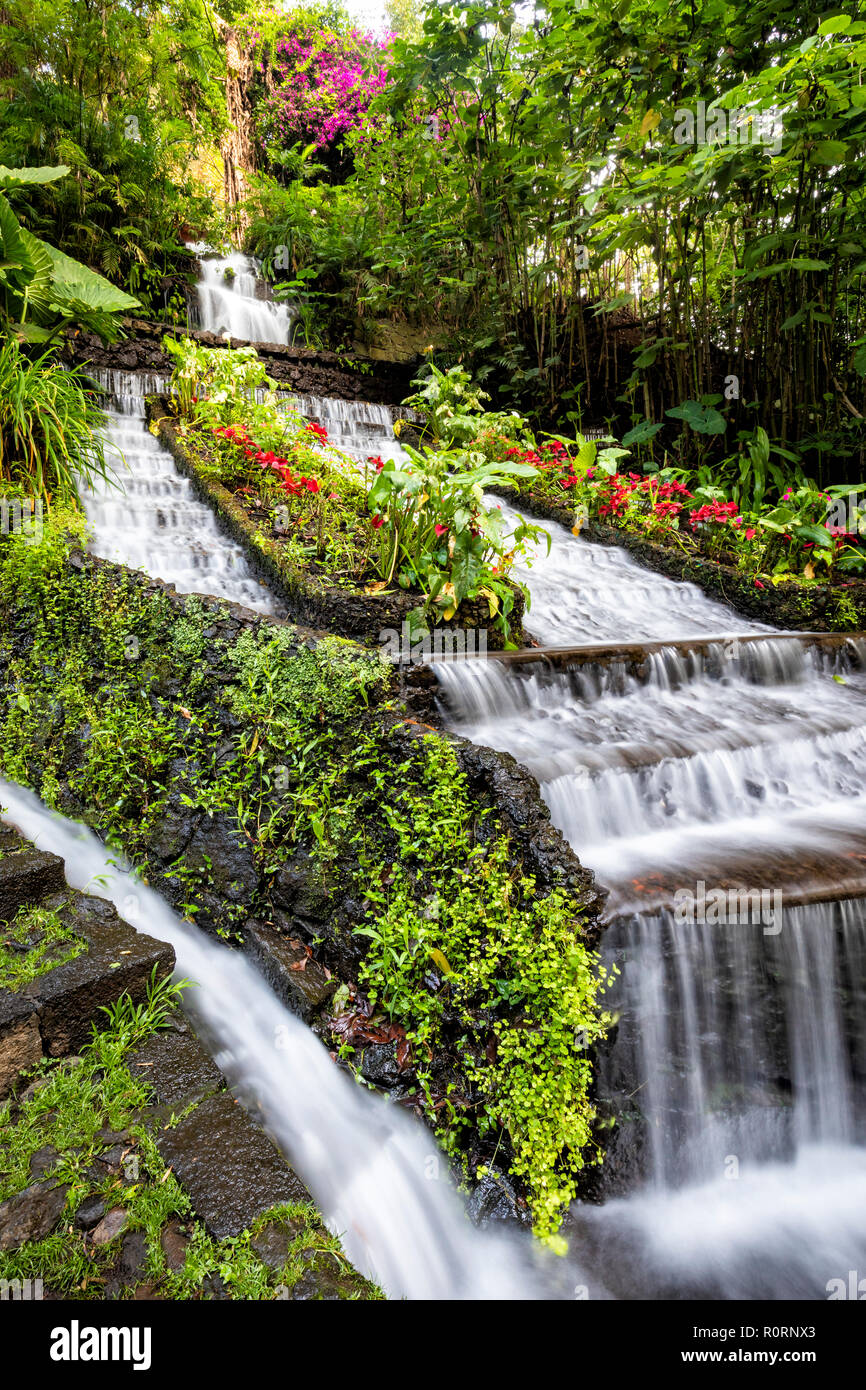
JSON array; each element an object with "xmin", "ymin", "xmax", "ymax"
[
  {"xmin": 491, "ymin": 483, "xmax": 866, "ymax": 632},
  {"xmin": 402, "ymin": 363, "xmax": 866, "ymax": 632},
  {"xmin": 154, "ymin": 338, "xmax": 544, "ymax": 648}
]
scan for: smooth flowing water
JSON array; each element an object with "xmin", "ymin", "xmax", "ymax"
[
  {"xmin": 190, "ymin": 246, "xmax": 295, "ymax": 345},
  {"xmin": 435, "ymin": 503, "xmax": 866, "ymax": 1298},
  {"xmin": 82, "ymin": 369, "xmax": 278, "ymax": 614},
  {"xmin": 71, "ymin": 288, "xmax": 866, "ymax": 1297},
  {"xmin": 61, "ymin": 369, "xmax": 570, "ymax": 1298},
  {"xmin": 0, "ymin": 778, "xmax": 554, "ymax": 1301}
]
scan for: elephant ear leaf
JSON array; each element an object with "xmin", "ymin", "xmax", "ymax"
[
  {"xmin": 41, "ymin": 241, "xmax": 140, "ymax": 340},
  {"xmin": 43, "ymin": 242, "xmax": 140, "ymax": 314},
  {"xmin": 17, "ymin": 228, "xmax": 54, "ymax": 319},
  {"xmin": 0, "ymin": 164, "xmax": 70, "ymax": 189},
  {"xmin": 0, "ymin": 193, "xmax": 30, "ymax": 288}
]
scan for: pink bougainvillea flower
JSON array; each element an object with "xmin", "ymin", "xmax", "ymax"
[{"xmin": 745, "ymin": 528, "xmax": 756, "ymax": 540}]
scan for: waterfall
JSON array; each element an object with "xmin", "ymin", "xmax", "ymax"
[
  {"xmin": 61, "ymin": 351, "xmax": 866, "ymax": 1298},
  {"xmin": 492, "ymin": 497, "xmax": 774, "ymax": 644},
  {"xmin": 81, "ymin": 369, "xmax": 279, "ymax": 614},
  {"xmin": 435, "ymin": 502, "xmax": 866, "ymax": 1299},
  {"xmin": 190, "ymin": 246, "xmax": 295, "ymax": 345},
  {"xmin": 0, "ymin": 777, "xmax": 555, "ymax": 1301}
]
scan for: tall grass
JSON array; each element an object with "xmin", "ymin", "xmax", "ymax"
[{"xmin": 0, "ymin": 339, "xmax": 112, "ymax": 505}]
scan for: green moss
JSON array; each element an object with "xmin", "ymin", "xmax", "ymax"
[
  {"xmin": 0, "ymin": 902, "xmax": 87, "ymax": 990},
  {"xmin": 0, "ymin": 511, "xmax": 611, "ymax": 1242},
  {"xmin": 0, "ymin": 975, "xmax": 380, "ymax": 1300},
  {"xmin": 352, "ymin": 737, "xmax": 614, "ymax": 1243}
]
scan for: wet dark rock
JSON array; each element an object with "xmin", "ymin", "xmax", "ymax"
[
  {"xmin": 250, "ymin": 1221, "xmax": 293, "ymax": 1272},
  {"xmin": 149, "ymin": 805, "xmax": 201, "ymax": 861},
  {"xmin": 0, "ymin": 888, "xmax": 175, "ymax": 1063},
  {"xmin": 245, "ymin": 920, "xmax": 335, "ymax": 1022},
  {"xmin": 94, "ymin": 1127, "xmax": 129, "ymax": 1146},
  {"xmin": 65, "ymin": 320, "xmax": 412, "ymax": 407},
  {"xmin": 105, "ymin": 1230, "xmax": 148, "ymax": 1296},
  {"xmin": 0, "ymin": 1181, "xmax": 69, "ymax": 1250},
  {"xmin": 129, "ymin": 1028, "xmax": 224, "ymax": 1108},
  {"xmin": 153, "ymin": 1092, "xmax": 310, "ymax": 1239},
  {"xmin": 272, "ymin": 851, "xmax": 331, "ymax": 921},
  {"xmin": 91, "ymin": 1206, "xmax": 128, "ymax": 1246},
  {"xmin": 74, "ymin": 1195, "xmax": 106, "ymax": 1232},
  {"xmin": 28, "ymin": 1145, "xmax": 60, "ymax": 1180},
  {"xmin": 87, "ymin": 1143, "xmax": 131, "ymax": 1181},
  {"xmin": 0, "ymin": 845, "xmax": 66, "ymax": 923},
  {"xmin": 290, "ymin": 1255, "xmax": 346, "ymax": 1300},
  {"xmin": 200, "ymin": 1273, "xmax": 231, "ymax": 1300},
  {"xmin": 358, "ymin": 1042, "xmax": 401, "ymax": 1088},
  {"xmin": 160, "ymin": 1219, "xmax": 191, "ymax": 1272},
  {"xmin": 467, "ymin": 1167, "xmax": 528, "ymax": 1228},
  {"xmin": 185, "ymin": 815, "xmax": 256, "ymax": 904}
]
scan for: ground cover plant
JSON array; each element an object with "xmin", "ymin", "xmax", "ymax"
[
  {"xmin": 0, "ymin": 970, "xmax": 379, "ymax": 1299},
  {"xmin": 163, "ymin": 335, "xmax": 545, "ymax": 638},
  {"xmin": 0, "ymin": 508, "xmax": 613, "ymax": 1242}
]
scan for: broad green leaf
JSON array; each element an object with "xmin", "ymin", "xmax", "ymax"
[
  {"xmin": 0, "ymin": 164, "xmax": 70, "ymax": 189},
  {"xmin": 42, "ymin": 241, "xmax": 140, "ymax": 316}
]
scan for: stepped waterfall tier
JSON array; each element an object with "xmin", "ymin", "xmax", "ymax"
[{"xmin": 434, "ymin": 494, "xmax": 866, "ymax": 1300}]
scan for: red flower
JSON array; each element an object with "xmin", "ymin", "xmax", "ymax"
[
  {"xmin": 434, "ymin": 524, "xmax": 448, "ymax": 537},
  {"xmin": 371, "ymin": 515, "xmax": 384, "ymax": 529},
  {"xmin": 368, "ymin": 454, "xmax": 385, "ymax": 472}
]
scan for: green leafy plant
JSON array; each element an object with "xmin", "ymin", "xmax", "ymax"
[
  {"xmin": 0, "ymin": 337, "xmax": 113, "ymax": 504},
  {"xmin": 0, "ymin": 165, "xmax": 139, "ymax": 342}
]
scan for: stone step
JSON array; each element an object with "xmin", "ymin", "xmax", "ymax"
[
  {"xmin": 0, "ymin": 874, "xmax": 175, "ymax": 1097},
  {"xmin": 0, "ymin": 829, "xmax": 67, "ymax": 922}
]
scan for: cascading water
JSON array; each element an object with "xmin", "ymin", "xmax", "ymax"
[
  {"xmin": 290, "ymin": 393, "xmax": 409, "ymax": 467},
  {"xmin": 0, "ymin": 777, "xmax": 561, "ymax": 1301},
  {"xmin": 436, "ymin": 497, "xmax": 866, "ymax": 1299},
  {"xmin": 189, "ymin": 245, "xmax": 295, "ymax": 344},
  {"xmin": 82, "ymin": 369, "xmax": 278, "ymax": 614},
  {"xmin": 55, "ymin": 368, "xmax": 574, "ymax": 1298}
]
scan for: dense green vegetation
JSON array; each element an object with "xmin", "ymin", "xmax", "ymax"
[
  {"xmin": 164, "ymin": 337, "xmax": 543, "ymax": 636},
  {"xmin": 0, "ymin": 510, "xmax": 612, "ymax": 1239},
  {"xmin": 0, "ymin": 901, "xmax": 87, "ymax": 990},
  {"xmin": 1, "ymin": 0, "xmax": 866, "ymax": 1274},
  {"xmin": 0, "ymin": 972, "xmax": 379, "ymax": 1298}
]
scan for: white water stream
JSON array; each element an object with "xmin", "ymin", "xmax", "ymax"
[
  {"xmin": 0, "ymin": 777, "xmax": 552, "ymax": 1300},
  {"xmin": 436, "ymin": 504, "xmax": 866, "ymax": 1299},
  {"xmin": 59, "ymin": 255, "xmax": 866, "ymax": 1297},
  {"xmin": 14, "ymin": 365, "xmax": 565, "ymax": 1299},
  {"xmin": 81, "ymin": 371, "xmax": 278, "ymax": 614},
  {"xmin": 189, "ymin": 245, "xmax": 295, "ymax": 345}
]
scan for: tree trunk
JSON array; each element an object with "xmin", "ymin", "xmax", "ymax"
[{"xmin": 217, "ymin": 20, "xmax": 257, "ymax": 244}]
